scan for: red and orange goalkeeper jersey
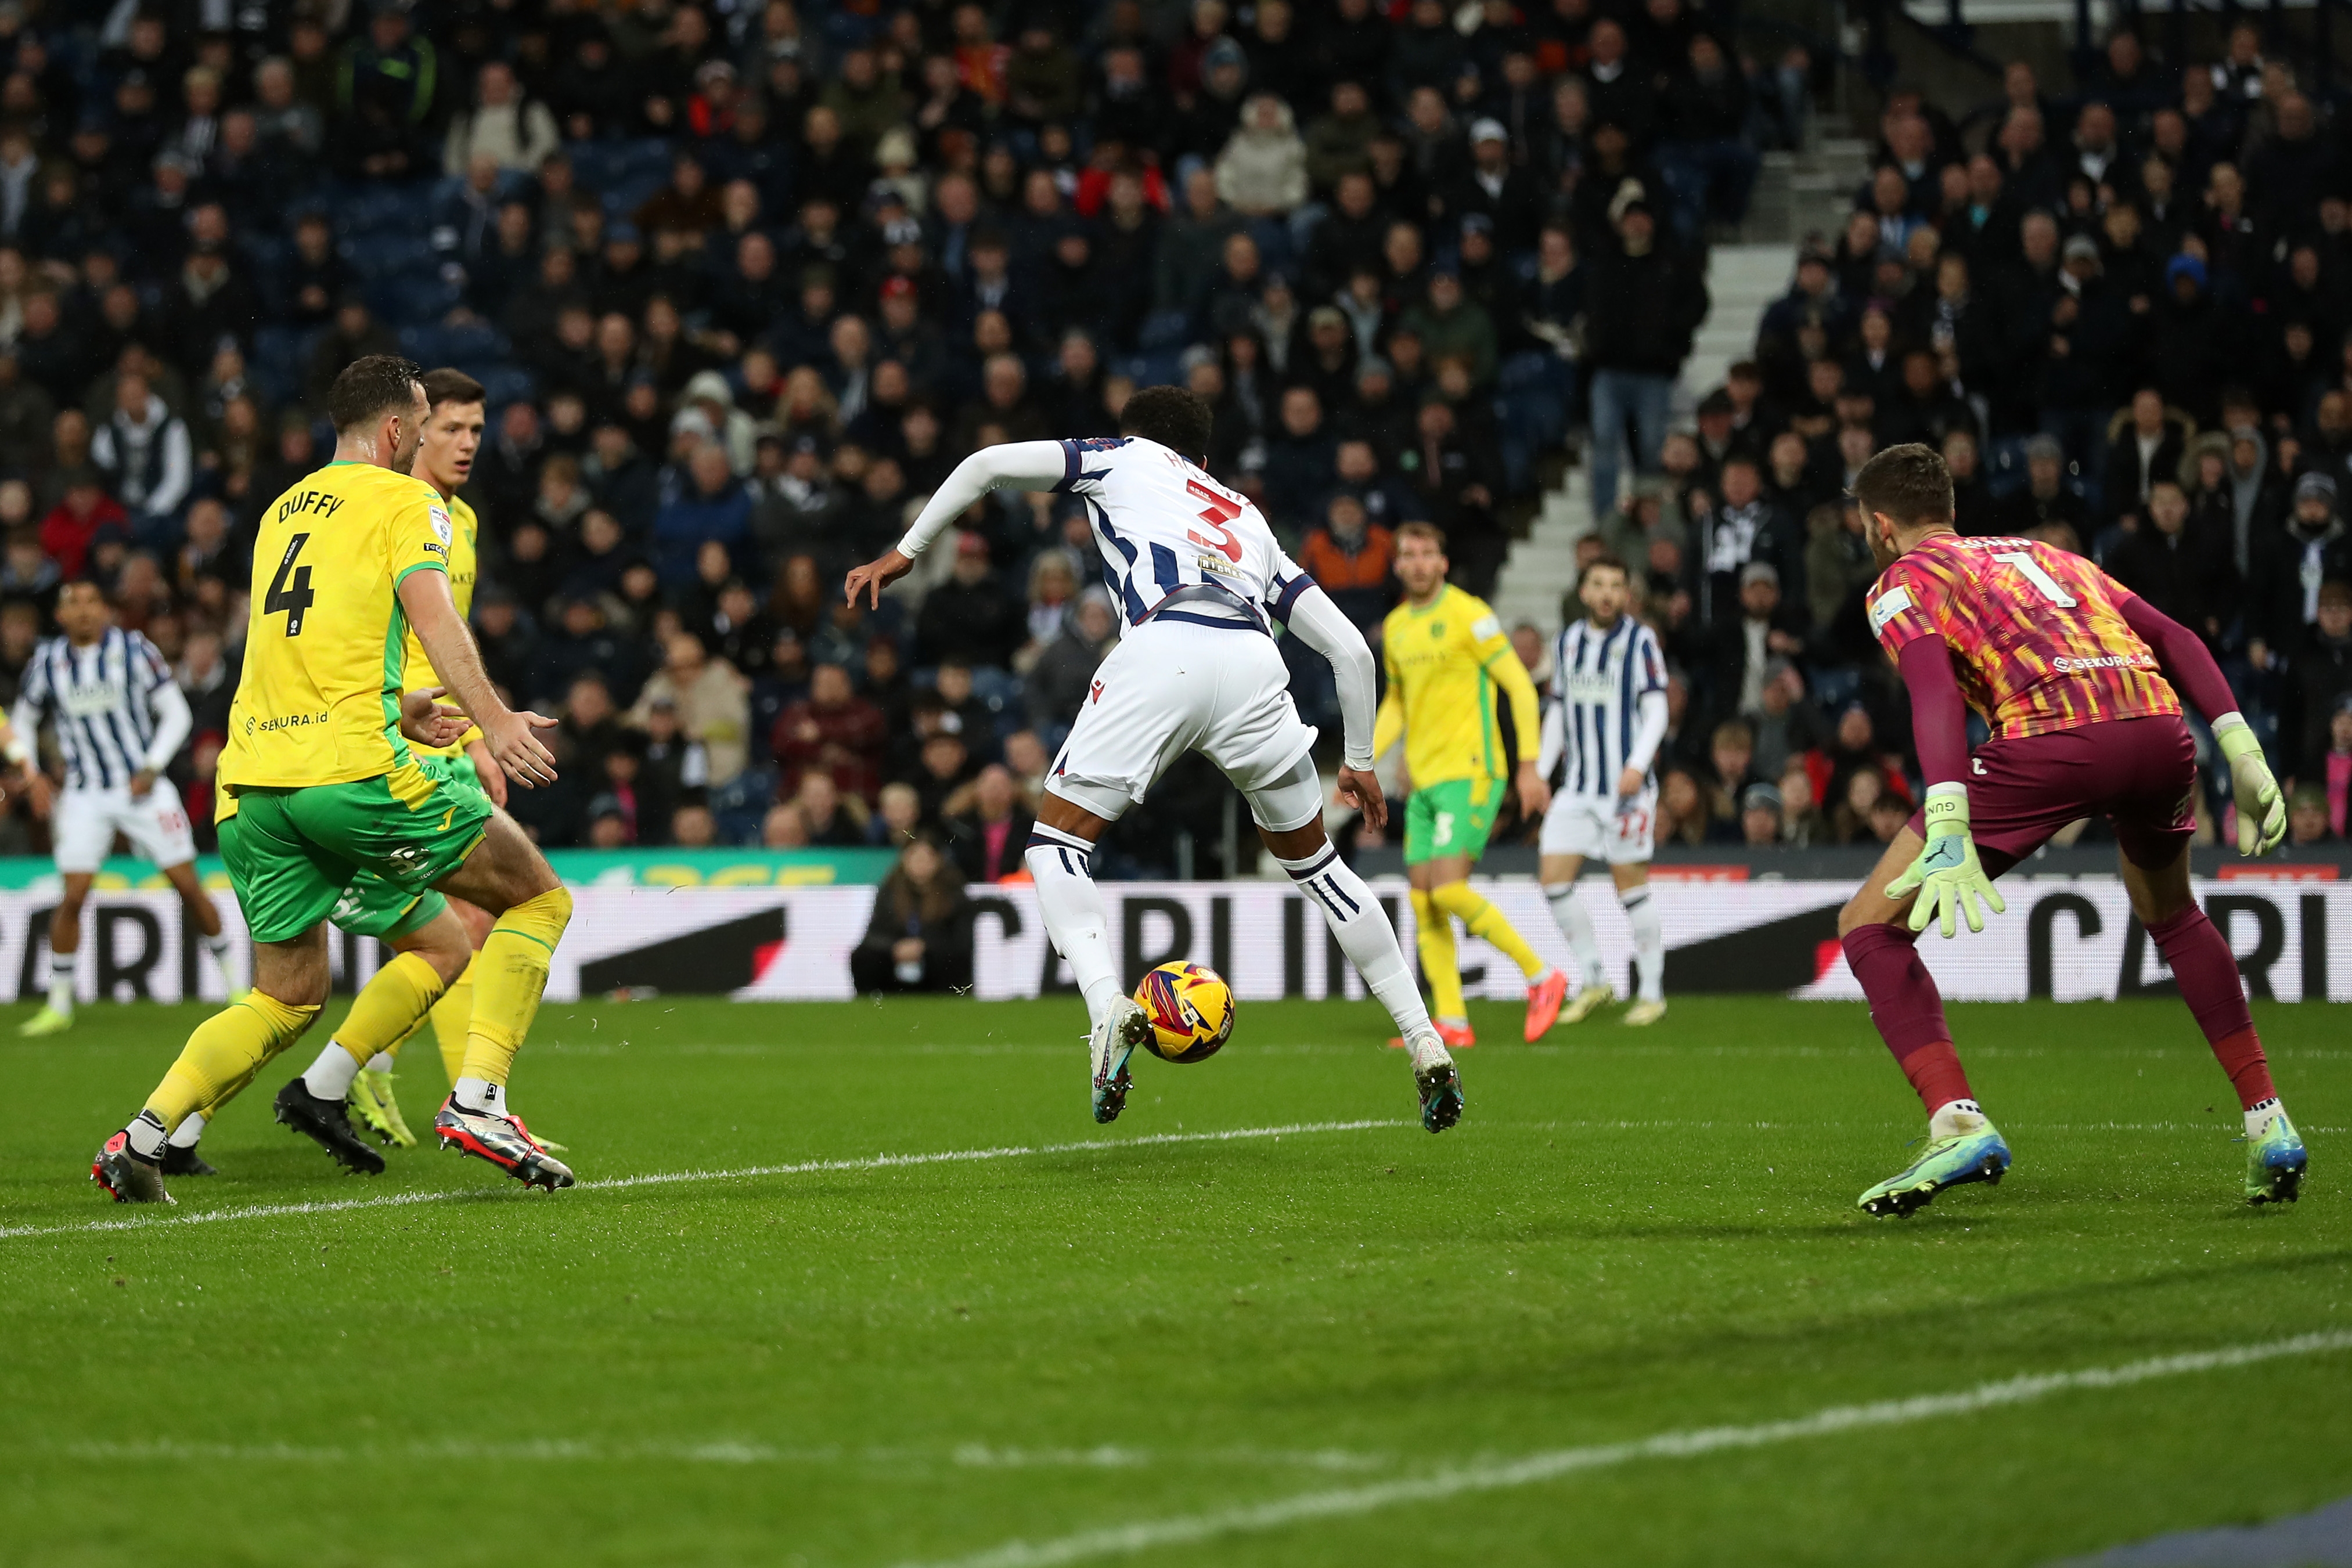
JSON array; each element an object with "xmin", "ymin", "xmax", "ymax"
[{"xmin": 1865, "ymin": 533, "xmax": 2181, "ymax": 740}]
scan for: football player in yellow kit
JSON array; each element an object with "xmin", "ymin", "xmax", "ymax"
[
  {"xmin": 92, "ymin": 356, "xmax": 575, "ymax": 1202},
  {"xmin": 1373, "ymin": 523, "xmax": 1568, "ymax": 1048},
  {"xmin": 340, "ymin": 369, "xmax": 563, "ymax": 1154}
]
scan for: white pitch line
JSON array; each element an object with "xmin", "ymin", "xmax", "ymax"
[
  {"xmin": 57, "ymin": 1439, "xmax": 1399, "ymax": 1475},
  {"xmin": 0, "ymin": 1119, "xmax": 1399, "ymax": 1243},
  {"xmin": 898, "ymin": 1330, "xmax": 2352, "ymax": 1568}
]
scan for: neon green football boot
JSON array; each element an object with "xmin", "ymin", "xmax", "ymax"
[
  {"xmin": 16, "ymin": 1004, "xmax": 72, "ymax": 1037},
  {"xmin": 1857, "ymin": 1116, "xmax": 2012, "ymax": 1217},
  {"xmin": 2245, "ymin": 1109, "xmax": 2307, "ymax": 1207},
  {"xmin": 347, "ymin": 1067, "xmax": 417, "ymax": 1149}
]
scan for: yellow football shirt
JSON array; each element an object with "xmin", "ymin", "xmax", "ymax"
[
  {"xmin": 217, "ymin": 459, "xmax": 452, "ymax": 790},
  {"xmin": 399, "ymin": 491, "xmax": 480, "ymax": 757},
  {"xmin": 1373, "ymin": 585, "xmax": 1541, "ymax": 787}
]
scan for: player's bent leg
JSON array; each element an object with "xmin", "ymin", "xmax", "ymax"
[
  {"xmin": 94, "ymin": 927, "xmax": 330, "ymax": 1203},
  {"xmin": 1252, "ymin": 760, "xmax": 1460, "ymax": 1133},
  {"xmin": 160, "ymin": 860, "xmax": 241, "ymax": 1000},
  {"xmin": 430, "ymin": 814, "xmax": 575, "ymax": 1188},
  {"xmin": 2119, "ymin": 844, "xmax": 2305, "ymax": 1205},
  {"xmin": 1425, "ymin": 873, "xmax": 1555, "ymax": 1040},
  {"xmin": 1839, "ymin": 830, "xmax": 2009, "ymax": 1216},
  {"xmin": 325, "ymin": 906, "xmax": 471, "ymax": 1152},
  {"xmin": 1614, "ymin": 863, "xmax": 1667, "ymax": 1026},
  {"xmin": 1407, "ymin": 852, "xmax": 1474, "ymax": 1043},
  {"xmin": 1025, "ymin": 787, "xmax": 1152, "ymax": 1125},
  {"xmin": 1539, "ymin": 850, "xmax": 1613, "ymax": 1027},
  {"xmin": 22, "ymin": 874, "xmax": 92, "ymax": 1036}
]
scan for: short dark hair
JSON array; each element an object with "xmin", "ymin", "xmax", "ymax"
[
  {"xmin": 327, "ymin": 354, "xmax": 424, "ymax": 434},
  {"xmin": 1851, "ymin": 442, "xmax": 1954, "ymax": 529},
  {"xmin": 1577, "ymin": 551, "xmax": 1629, "ymax": 587},
  {"xmin": 420, "ymin": 367, "xmax": 485, "ymax": 410},
  {"xmin": 1118, "ymin": 384, "xmax": 1214, "ymax": 460}
]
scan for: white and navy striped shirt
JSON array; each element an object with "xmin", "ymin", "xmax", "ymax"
[
  {"xmin": 1548, "ymin": 615, "xmax": 1667, "ymax": 799},
  {"xmin": 13, "ymin": 628, "xmax": 186, "ymax": 791},
  {"xmin": 1051, "ymin": 436, "xmax": 1313, "ymax": 633}
]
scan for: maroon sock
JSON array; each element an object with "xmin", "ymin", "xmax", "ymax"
[
  {"xmin": 1842, "ymin": 923, "xmax": 1973, "ymax": 1114},
  {"xmin": 2145, "ymin": 905, "xmax": 2276, "ymax": 1110}
]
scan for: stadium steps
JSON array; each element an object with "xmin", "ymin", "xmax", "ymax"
[
  {"xmin": 1746, "ymin": 136, "xmax": 1871, "ymax": 248},
  {"xmin": 1487, "ymin": 243, "xmax": 1796, "ymax": 637}
]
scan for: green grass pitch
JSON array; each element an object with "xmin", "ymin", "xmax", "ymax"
[{"xmin": 4, "ymin": 993, "xmax": 2350, "ymax": 1568}]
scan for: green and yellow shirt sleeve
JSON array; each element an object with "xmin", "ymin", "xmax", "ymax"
[{"xmin": 1469, "ymin": 601, "xmax": 1541, "ymax": 763}]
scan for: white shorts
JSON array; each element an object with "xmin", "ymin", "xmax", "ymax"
[
  {"xmin": 1539, "ymin": 784, "xmax": 1658, "ymax": 865},
  {"xmin": 1047, "ymin": 619, "xmax": 1321, "ymax": 831},
  {"xmin": 53, "ymin": 782, "xmax": 197, "ymax": 874}
]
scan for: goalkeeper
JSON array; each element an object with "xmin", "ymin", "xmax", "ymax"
[{"xmin": 1830, "ymin": 444, "xmax": 2300, "ymax": 1218}]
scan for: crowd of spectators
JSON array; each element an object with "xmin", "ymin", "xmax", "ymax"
[
  {"xmin": 0, "ymin": 1, "xmax": 2344, "ymax": 872},
  {"xmin": 0, "ymin": 0, "xmax": 1786, "ymax": 870},
  {"xmin": 1497, "ymin": 21, "xmax": 2352, "ymax": 855}
]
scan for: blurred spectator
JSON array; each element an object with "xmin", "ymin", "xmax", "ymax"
[
  {"xmin": 2108, "ymin": 478, "xmax": 2236, "ymax": 651},
  {"xmin": 1739, "ymin": 781, "xmax": 1782, "ymax": 846},
  {"xmin": 39, "ymin": 470, "xmax": 125, "ymax": 579},
  {"xmin": 851, "ymin": 837, "xmax": 975, "ymax": 993},
  {"xmin": 1583, "ymin": 193, "xmax": 1708, "ymax": 522},
  {"xmin": 629, "ymin": 631, "xmax": 750, "ymax": 788},
  {"xmin": 776, "ymin": 662, "xmax": 887, "ymax": 803},
  {"xmin": 1026, "ymin": 587, "xmax": 1118, "ymax": 741},
  {"xmin": 945, "ymin": 763, "xmax": 1034, "ymax": 884},
  {"xmin": 787, "ymin": 770, "xmax": 871, "ymax": 848},
  {"xmin": 1296, "ymin": 492, "xmax": 1397, "ymax": 629},
  {"xmin": 89, "ymin": 372, "xmax": 190, "ymax": 542},
  {"xmin": 655, "ymin": 444, "xmax": 752, "ymax": 587},
  {"xmin": 2280, "ymin": 585, "xmax": 2352, "ymax": 784},
  {"xmin": 2287, "ymin": 780, "xmax": 2333, "ymax": 845},
  {"xmin": 917, "ymin": 531, "xmax": 1023, "ymax": 668}
]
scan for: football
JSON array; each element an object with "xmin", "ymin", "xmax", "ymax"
[{"xmin": 1133, "ymin": 961, "xmax": 1236, "ymax": 1063}]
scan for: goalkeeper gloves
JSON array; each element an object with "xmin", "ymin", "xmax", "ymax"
[
  {"xmin": 1886, "ymin": 784, "xmax": 2008, "ymax": 938},
  {"xmin": 2215, "ymin": 715, "xmax": 2286, "ymax": 857}
]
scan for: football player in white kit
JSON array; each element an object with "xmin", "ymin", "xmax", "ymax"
[
  {"xmin": 12, "ymin": 579, "xmax": 240, "ymax": 1041},
  {"xmin": 1536, "ymin": 554, "xmax": 1670, "ymax": 1025},
  {"xmin": 845, "ymin": 387, "xmax": 1463, "ymax": 1131}
]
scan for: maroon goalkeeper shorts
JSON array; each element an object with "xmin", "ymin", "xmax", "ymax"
[{"xmin": 1904, "ymin": 714, "xmax": 2197, "ymax": 874}]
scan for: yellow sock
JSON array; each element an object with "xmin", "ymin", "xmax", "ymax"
[
  {"xmin": 146, "ymin": 993, "xmax": 320, "ymax": 1131},
  {"xmin": 329, "ymin": 951, "xmax": 449, "ymax": 1066},
  {"xmin": 431, "ymin": 953, "xmax": 476, "ymax": 1086},
  {"xmin": 1431, "ymin": 880, "xmax": 1546, "ymax": 981},
  {"xmin": 1411, "ymin": 888, "xmax": 1466, "ymax": 1022},
  {"xmin": 461, "ymin": 887, "xmax": 571, "ymax": 1088}
]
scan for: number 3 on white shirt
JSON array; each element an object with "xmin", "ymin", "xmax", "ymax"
[{"xmin": 1993, "ymin": 550, "xmax": 2077, "ymax": 607}]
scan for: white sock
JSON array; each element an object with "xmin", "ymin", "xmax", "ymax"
[
  {"xmin": 365, "ymin": 1052, "xmax": 394, "ymax": 1073},
  {"xmin": 46, "ymin": 951, "xmax": 73, "ymax": 1014},
  {"xmin": 125, "ymin": 1109, "xmax": 168, "ymax": 1158},
  {"xmin": 2245, "ymin": 1096, "xmax": 2283, "ymax": 1138},
  {"xmin": 1541, "ymin": 882, "xmax": 1604, "ymax": 988},
  {"xmin": 1023, "ymin": 824, "xmax": 1123, "ymax": 1029},
  {"xmin": 168, "ymin": 1109, "xmax": 207, "ymax": 1149},
  {"xmin": 453, "ymin": 1076, "xmax": 505, "ymax": 1116},
  {"xmin": 203, "ymin": 930, "xmax": 232, "ymax": 960},
  {"xmin": 1277, "ymin": 844, "xmax": 1431, "ymax": 1039},
  {"xmin": 1928, "ymin": 1098, "xmax": 1986, "ymax": 1139},
  {"xmin": 1619, "ymin": 885, "xmax": 1663, "ymax": 1003},
  {"xmin": 301, "ymin": 1041, "xmax": 363, "ymax": 1101}
]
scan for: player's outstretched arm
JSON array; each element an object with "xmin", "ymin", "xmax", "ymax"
[
  {"xmin": 1885, "ymin": 636, "xmax": 2006, "ymax": 936},
  {"xmin": 1483, "ymin": 633, "xmax": 1550, "ymax": 817},
  {"xmin": 129, "ymin": 677, "xmax": 193, "ymax": 799},
  {"xmin": 1283, "ymin": 585, "xmax": 1389, "ymax": 828},
  {"xmin": 2117, "ymin": 593, "xmax": 2284, "ymax": 855},
  {"xmin": 845, "ymin": 440, "xmax": 1072, "ymax": 607},
  {"xmin": 396, "ymin": 568, "xmax": 558, "ymax": 788}
]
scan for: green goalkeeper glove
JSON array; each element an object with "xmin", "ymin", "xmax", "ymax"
[
  {"xmin": 1886, "ymin": 784, "xmax": 2007, "ymax": 938},
  {"xmin": 2215, "ymin": 715, "xmax": 2286, "ymax": 857}
]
